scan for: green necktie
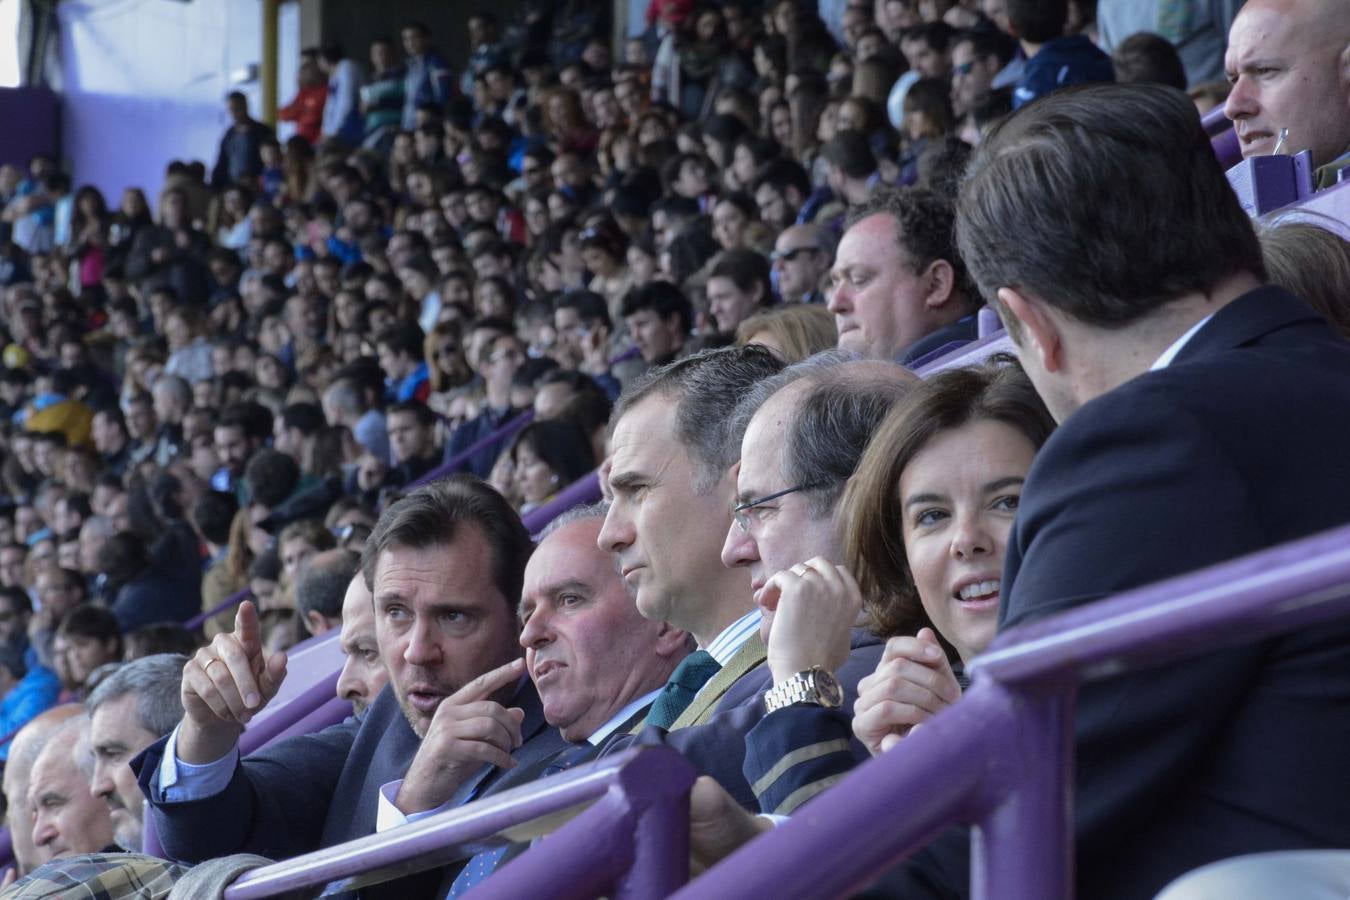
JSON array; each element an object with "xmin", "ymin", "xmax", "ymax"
[{"xmin": 643, "ymin": 650, "xmax": 721, "ymax": 729}]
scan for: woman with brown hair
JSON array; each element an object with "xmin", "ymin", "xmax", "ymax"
[
  {"xmin": 842, "ymin": 360, "xmax": 1054, "ymax": 752},
  {"xmin": 735, "ymin": 303, "xmax": 837, "ymax": 362}
]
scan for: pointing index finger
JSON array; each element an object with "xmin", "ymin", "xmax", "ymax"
[
  {"xmin": 235, "ymin": 600, "xmax": 262, "ymax": 659},
  {"xmin": 454, "ymin": 658, "xmax": 524, "ymax": 704}
]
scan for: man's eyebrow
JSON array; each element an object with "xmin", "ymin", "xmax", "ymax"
[{"xmin": 608, "ymin": 469, "xmax": 647, "ymax": 491}]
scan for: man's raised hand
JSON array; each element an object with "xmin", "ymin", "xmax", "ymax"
[{"xmin": 179, "ymin": 600, "xmax": 288, "ymax": 763}]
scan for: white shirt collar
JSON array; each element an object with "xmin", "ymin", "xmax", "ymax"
[
  {"xmin": 587, "ymin": 688, "xmax": 662, "ymax": 745},
  {"xmin": 704, "ymin": 609, "xmax": 762, "ymax": 666},
  {"xmin": 1151, "ymin": 314, "xmax": 1214, "ymax": 371}
]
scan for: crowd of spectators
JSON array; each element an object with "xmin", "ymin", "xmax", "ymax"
[{"xmin": 0, "ymin": 0, "xmax": 1348, "ymax": 895}]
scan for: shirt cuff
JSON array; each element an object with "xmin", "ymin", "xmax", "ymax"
[
  {"xmin": 376, "ymin": 780, "xmax": 456, "ymax": 832},
  {"xmin": 156, "ymin": 722, "xmax": 240, "ymax": 803}
]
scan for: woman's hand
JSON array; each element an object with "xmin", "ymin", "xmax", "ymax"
[{"xmin": 852, "ymin": 628, "xmax": 962, "ymax": 756}]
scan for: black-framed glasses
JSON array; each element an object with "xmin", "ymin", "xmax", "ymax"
[{"xmin": 732, "ymin": 483, "xmax": 820, "ymax": 532}]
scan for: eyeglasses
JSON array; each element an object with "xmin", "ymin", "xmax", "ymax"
[
  {"xmin": 732, "ymin": 483, "xmax": 820, "ymax": 532},
  {"xmin": 770, "ymin": 246, "xmax": 820, "ymax": 264},
  {"xmin": 952, "ymin": 61, "xmax": 976, "ymax": 76}
]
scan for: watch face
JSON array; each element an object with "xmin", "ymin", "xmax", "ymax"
[{"xmin": 813, "ymin": 670, "xmax": 843, "ymax": 707}]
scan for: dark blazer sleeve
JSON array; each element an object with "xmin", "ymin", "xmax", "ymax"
[
  {"xmin": 740, "ymin": 638, "xmax": 884, "ymax": 815},
  {"xmin": 135, "ymin": 717, "xmax": 360, "ymax": 863}
]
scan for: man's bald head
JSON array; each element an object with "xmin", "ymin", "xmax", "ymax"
[
  {"xmin": 27, "ymin": 716, "xmax": 114, "ymax": 862},
  {"xmin": 1224, "ymin": 0, "xmax": 1350, "ymax": 168},
  {"xmin": 4, "ymin": 704, "xmax": 84, "ymax": 874}
]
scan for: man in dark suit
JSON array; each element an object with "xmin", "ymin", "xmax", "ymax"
[
  {"xmin": 134, "ymin": 477, "xmax": 563, "ymax": 868},
  {"xmin": 875, "ymin": 82, "xmax": 1350, "ymax": 900},
  {"xmin": 691, "ymin": 83, "xmax": 1350, "ymax": 898}
]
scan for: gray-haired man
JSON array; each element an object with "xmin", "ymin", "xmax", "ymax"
[{"xmin": 87, "ymin": 653, "xmax": 188, "ymax": 851}]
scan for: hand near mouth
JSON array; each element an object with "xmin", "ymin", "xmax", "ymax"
[{"xmin": 395, "ymin": 657, "xmax": 527, "ymax": 815}]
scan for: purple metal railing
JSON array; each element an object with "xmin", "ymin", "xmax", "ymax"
[
  {"xmin": 220, "ymin": 747, "xmax": 695, "ymax": 900},
  {"xmin": 185, "ymin": 586, "xmax": 253, "ymax": 632},
  {"xmin": 679, "ymin": 519, "xmax": 1350, "ymax": 900},
  {"xmin": 522, "ymin": 469, "xmax": 603, "ymax": 536},
  {"xmin": 407, "ymin": 410, "xmax": 535, "ymax": 491}
]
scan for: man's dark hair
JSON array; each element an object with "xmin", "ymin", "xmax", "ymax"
[
  {"xmin": 0, "ymin": 642, "xmax": 24, "ymax": 681},
  {"xmin": 56, "ymin": 604, "xmax": 122, "ymax": 657},
  {"xmin": 903, "ymin": 20, "xmax": 956, "ymax": 53},
  {"xmin": 538, "ymin": 370, "xmax": 613, "ymax": 429},
  {"xmin": 710, "ymin": 249, "xmax": 772, "ymax": 303},
  {"xmin": 554, "ymin": 290, "xmax": 612, "ymax": 330},
  {"xmin": 279, "ymin": 402, "xmax": 325, "ymax": 436},
  {"xmin": 614, "ymin": 345, "xmax": 786, "ymax": 493},
  {"xmin": 375, "ymin": 321, "xmax": 425, "ymax": 360},
  {"xmin": 387, "ymin": 399, "xmax": 438, "ymax": 428},
  {"xmin": 952, "ymin": 28, "xmax": 1017, "ymax": 67},
  {"xmin": 916, "ymin": 136, "xmax": 974, "ymax": 200},
  {"xmin": 360, "ymin": 476, "xmax": 532, "ymax": 616},
  {"xmin": 848, "ymin": 186, "xmax": 975, "ymax": 309},
  {"xmin": 1005, "ymin": 0, "xmax": 1067, "ymax": 44},
  {"xmin": 192, "ymin": 490, "xmax": 239, "ymax": 546},
  {"xmin": 1111, "ymin": 32, "xmax": 1187, "ymax": 91},
  {"xmin": 824, "ymin": 130, "xmax": 877, "ymax": 180},
  {"xmin": 85, "ymin": 653, "xmax": 187, "ymax": 736},
  {"xmin": 295, "ymin": 549, "xmax": 360, "ymax": 625},
  {"xmin": 220, "ymin": 401, "xmax": 274, "ymax": 443},
  {"xmin": 754, "ymin": 158, "xmax": 812, "ymax": 200},
  {"xmin": 97, "ymin": 532, "xmax": 150, "ymax": 585},
  {"xmin": 0, "ymin": 585, "xmax": 32, "ymax": 617},
  {"xmin": 957, "ymin": 83, "xmax": 1265, "ymax": 330},
  {"xmin": 245, "ymin": 449, "xmax": 301, "ymax": 509},
  {"xmin": 620, "ymin": 281, "xmax": 695, "ymax": 334}
]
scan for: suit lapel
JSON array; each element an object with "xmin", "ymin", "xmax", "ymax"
[{"xmin": 669, "ymin": 632, "xmax": 767, "ymax": 729}]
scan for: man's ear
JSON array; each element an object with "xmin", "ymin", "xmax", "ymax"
[
  {"xmin": 304, "ymin": 609, "xmax": 330, "ymax": 637},
  {"xmin": 997, "ymin": 287, "xmax": 1064, "ymax": 374},
  {"xmin": 655, "ymin": 623, "xmax": 692, "ymax": 657},
  {"xmin": 920, "ymin": 259, "xmax": 956, "ymax": 310}
]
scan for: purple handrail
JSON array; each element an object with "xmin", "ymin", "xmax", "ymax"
[
  {"xmin": 408, "ymin": 410, "xmax": 535, "ymax": 491},
  {"xmin": 681, "ymin": 519, "xmax": 1350, "ymax": 900},
  {"xmin": 1202, "ymin": 105, "xmax": 1242, "ymax": 169},
  {"xmin": 221, "ymin": 747, "xmax": 695, "ymax": 899},
  {"xmin": 185, "ymin": 586, "xmax": 253, "ymax": 633},
  {"xmin": 522, "ymin": 469, "xmax": 603, "ymax": 536}
]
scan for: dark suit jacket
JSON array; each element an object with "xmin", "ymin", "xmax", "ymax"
[
  {"xmin": 609, "ymin": 629, "xmax": 884, "ymax": 811},
  {"xmin": 135, "ymin": 677, "xmax": 561, "ymax": 864},
  {"xmin": 885, "ymin": 287, "xmax": 1350, "ymax": 899}
]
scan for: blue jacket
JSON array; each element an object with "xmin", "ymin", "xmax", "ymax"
[{"xmin": 1013, "ymin": 35, "xmax": 1114, "ymax": 109}]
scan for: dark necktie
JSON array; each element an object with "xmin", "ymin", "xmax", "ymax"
[
  {"xmin": 642, "ymin": 649, "xmax": 721, "ymax": 730},
  {"xmin": 446, "ymin": 742, "xmax": 597, "ymax": 896}
]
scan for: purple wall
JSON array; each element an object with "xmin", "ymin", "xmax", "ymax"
[{"xmin": 0, "ymin": 86, "xmax": 59, "ymax": 168}]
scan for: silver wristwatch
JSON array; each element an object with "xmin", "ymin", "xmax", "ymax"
[{"xmin": 764, "ymin": 666, "xmax": 844, "ymax": 713}]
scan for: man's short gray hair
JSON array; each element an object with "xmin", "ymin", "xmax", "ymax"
[
  {"xmin": 537, "ymin": 501, "xmax": 609, "ymax": 541},
  {"xmin": 295, "ymin": 549, "xmax": 361, "ymax": 620},
  {"xmin": 612, "ymin": 345, "xmax": 786, "ymax": 494},
  {"xmin": 732, "ymin": 353, "xmax": 916, "ymax": 518},
  {"xmin": 85, "ymin": 653, "xmax": 188, "ymax": 738}
]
